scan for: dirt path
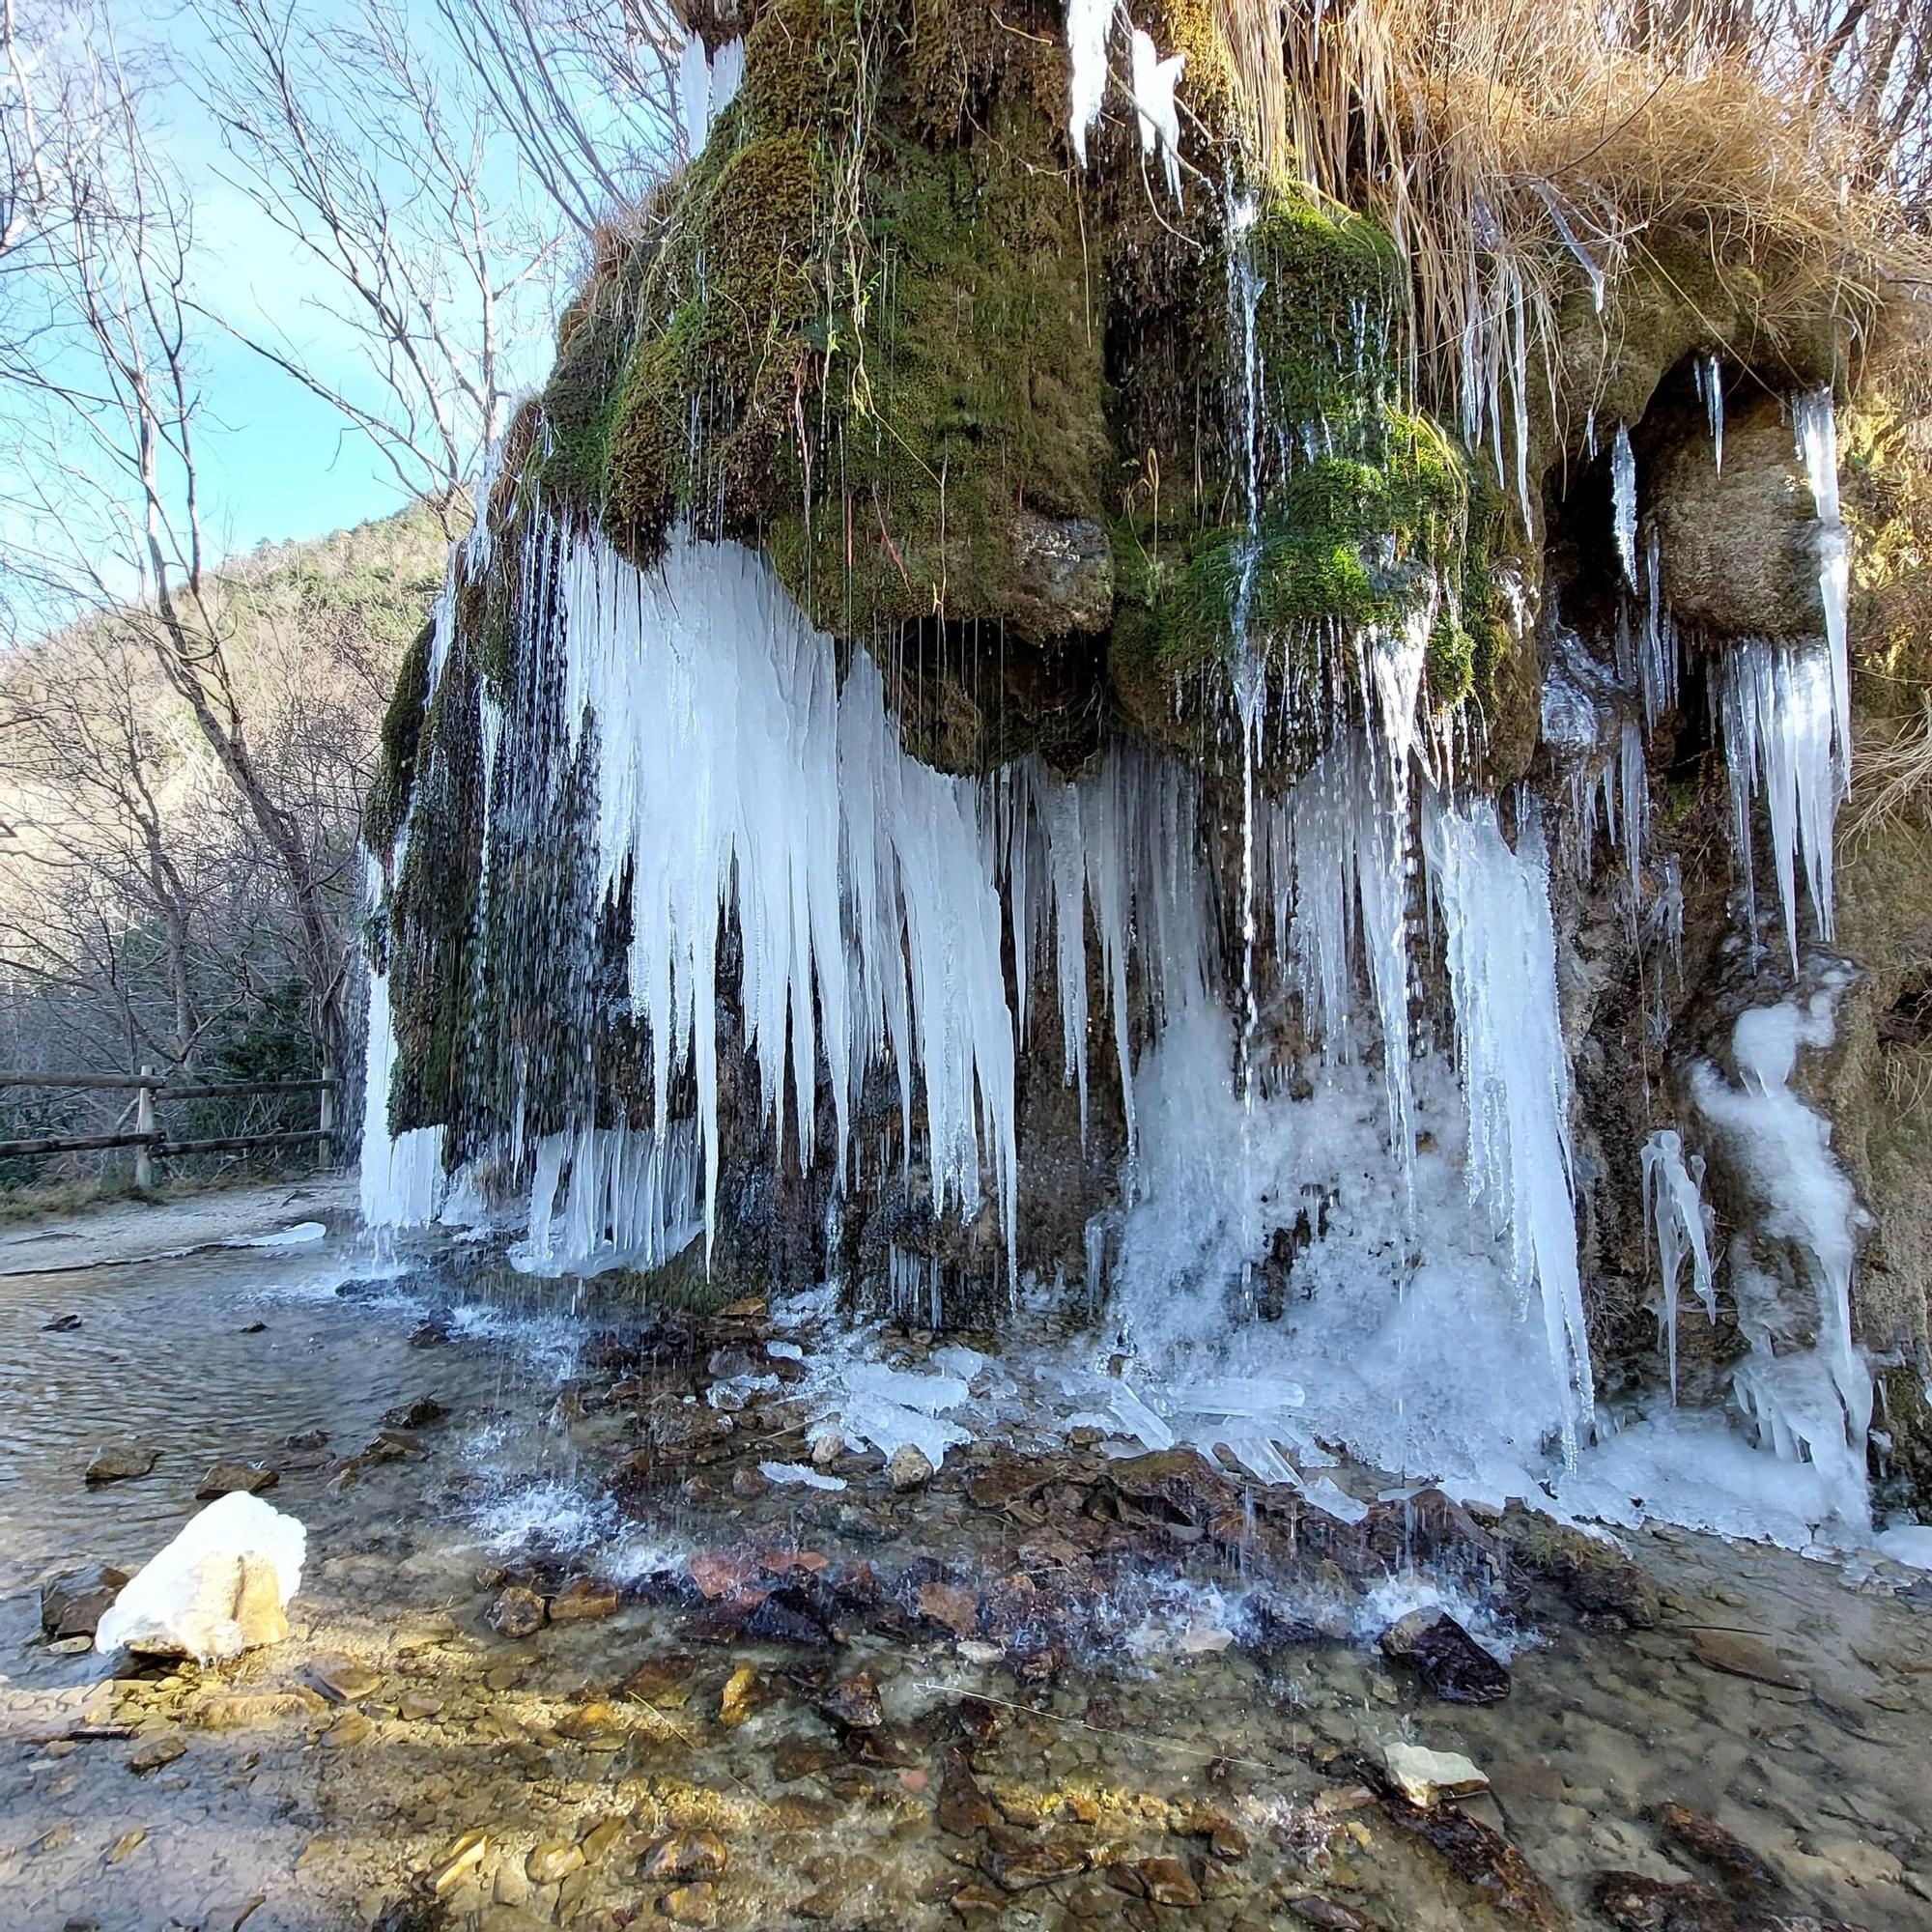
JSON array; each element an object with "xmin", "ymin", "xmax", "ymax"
[{"xmin": 0, "ymin": 1174, "xmax": 358, "ymax": 1276}]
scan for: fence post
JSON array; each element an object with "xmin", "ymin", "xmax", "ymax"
[
  {"xmin": 133, "ymin": 1067, "xmax": 156, "ymax": 1192},
  {"xmin": 316, "ymin": 1052, "xmax": 336, "ymax": 1173}
]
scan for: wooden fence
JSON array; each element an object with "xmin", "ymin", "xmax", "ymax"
[{"xmin": 0, "ymin": 1066, "xmax": 338, "ymax": 1183}]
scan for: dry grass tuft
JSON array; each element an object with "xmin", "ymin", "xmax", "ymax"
[{"xmin": 1217, "ymin": 0, "xmax": 1931, "ymax": 464}]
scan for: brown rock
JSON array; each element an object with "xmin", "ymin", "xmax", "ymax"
[
  {"xmin": 662, "ymin": 1884, "xmax": 719, "ymax": 1925},
  {"xmin": 984, "ymin": 1841, "xmax": 1086, "ymax": 1891},
  {"xmin": 1379, "ymin": 1608, "xmax": 1511, "ymax": 1703},
  {"xmin": 1383, "ymin": 1800, "xmax": 1560, "ymax": 1926},
  {"xmin": 620, "ymin": 1654, "xmax": 696, "ymax": 1707},
  {"xmin": 1590, "ymin": 1870, "xmax": 1863, "ymax": 1932},
  {"xmin": 820, "ymin": 1668, "xmax": 884, "ymax": 1729},
  {"xmin": 85, "ymin": 1443, "xmax": 157, "ymax": 1484},
  {"xmin": 486, "ymin": 1586, "xmax": 547, "ymax": 1638},
  {"xmin": 645, "ymin": 1831, "xmax": 729, "ymax": 1883},
  {"xmin": 937, "ymin": 1748, "xmax": 998, "ymax": 1836},
  {"xmin": 306, "ymin": 1656, "xmax": 382, "ymax": 1704},
  {"xmin": 1137, "ymin": 1857, "xmax": 1200, "ymax": 1907},
  {"xmin": 951, "ymin": 1883, "xmax": 1006, "ymax": 1923},
  {"xmin": 196, "ymin": 1463, "xmax": 278, "ymax": 1500},
  {"xmin": 919, "ymin": 1580, "xmax": 981, "ymax": 1637},
  {"xmin": 548, "ymin": 1576, "xmax": 619, "ymax": 1620},
  {"xmin": 1658, "ymin": 1804, "xmax": 1780, "ymax": 1901},
  {"xmin": 1690, "ymin": 1631, "xmax": 1809, "ymax": 1692}
]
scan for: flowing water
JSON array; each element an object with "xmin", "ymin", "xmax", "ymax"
[{"xmin": 5, "ymin": 1223, "xmax": 1931, "ymax": 1932}]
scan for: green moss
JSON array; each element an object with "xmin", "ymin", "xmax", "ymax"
[
  {"xmin": 1123, "ymin": 409, "xmax": 1473, "ymax": 692},
  {"xmin": 364, "ymin": 618, "xmax": 434, "ymax": 861}
]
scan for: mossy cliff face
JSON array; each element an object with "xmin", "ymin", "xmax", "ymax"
[
  {"xmin": 493, "ymin": 0, "xmax": 1526, "ymax": 782},
  {"xmin": 365, "ymin": 0, "xmax": 1932, "ymax": 1483}
]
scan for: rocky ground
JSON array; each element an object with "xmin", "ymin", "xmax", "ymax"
[{"xmin": 7, "ymin": 1269, "xmax": 1932, "ymax": 1932}]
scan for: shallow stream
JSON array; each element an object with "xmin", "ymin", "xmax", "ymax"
[{"xmin": 3, "ymin": 1223, "xmax": 1930, "ymax": 1932}]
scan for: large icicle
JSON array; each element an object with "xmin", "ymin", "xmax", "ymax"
[
  {"xmin": 1065, "ymin": 0, "xmax": 1112, "ymax": 164},
  {"xmin": 1719, "ymin": 639, "xmax": 1839, "ymax": 967},
  {"xmin": 1425, "ymin": 796, "xmax": 1594, "ymax": 1456},
  {"xmin": 1610, "ymin": 423, "xmax": 1638, "ymax": 587},
  {"xmin": 357, "ymin": 962, "xmax": 447, "ymax": 1231},
  {"xmin": 549, "ymin": 529, "xmax": 1017, "ymax": 1268},
  {"xmin": 1792, "ymin": 387, "xmax": 1851, "ymax": 788}
]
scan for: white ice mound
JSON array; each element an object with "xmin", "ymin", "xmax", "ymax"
[{"xmin": 95, "ymin": 1492, "xmax": 306, "ymax": 1662}]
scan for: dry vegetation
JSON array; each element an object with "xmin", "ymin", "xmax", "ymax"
[{"xmin": 1219, "ymin": 0, "xmax": 1931, "ymax": 437}]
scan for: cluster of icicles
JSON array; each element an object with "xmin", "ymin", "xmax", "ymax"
[{"xmin": 362, "ymin": 515, "xmax": 1598, "ymax": 1446}]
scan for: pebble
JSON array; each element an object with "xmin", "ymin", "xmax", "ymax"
[
  {"xmin": 1690, "ymin": 1630, "xmax": 1809, "ymax": 1691},
  {"xmin": 526, "ymin": 1840, "xmax": 582, "ymax": 1885},
  {"xmin": 646, "ymin": 1832, "xmax": 730, "ymax": 1883},
  {"xmin": 547, "ymin": 1576, "xmax": 619, "ymax": 1621},
  {"xmin": 1380, "ymin": 1742, "xmax": 1488, "ymax": 1807},
  {"xmin": 486, "ymin": 1587, "xmax": 547, "ymax": 1638},
  {"xmin": 888, "ymin": 1444, "xmax": 934, "ymax": 1492},
  {"xmin": 128, "ymin": 1735, "xmax": 186, "ymax": 1776}
]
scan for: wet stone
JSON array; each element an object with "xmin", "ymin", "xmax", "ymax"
[
  {"xmin": 128, "ymin": 1734, "xmax": 185, "ymax": 1775},
  {"xmin": 985, "ymin": 1841, "xmax": 1087, "ymax": 1891},
  {"xmin": 39, "ymin": 1561, "xmax": 130, "ymax": 1639},
  {"xmin": 937, "ymin": 1749, "xmax": 998, "ymax": 1835},
  {"xmin": 43, "ymin": 1312, "xmax": 83, "ymax": 1331},
  {"xmin": 548, "ymin": 1576, "xmax": 619, "ymax": 1621},
  {"xmin": 1283, "ymin": 1899, "xmax": 1372, "ymax": 1931},
  {"xmin": 526, "ymin": 1840, "xmax": 582, "ymax": 1885},
  {"xmin": 1136, "ymin": 1857, "xmax": 1200, "ymax": 1907},
  {"xmin": 820, "ymin": 1668, "xmax": 884, "ymax": 1730},
  {"xmin": 1384, "ymin": 1801, "xmax": 1560, "ymax": 1927},
  {"xmin": 487, "ymin": 1586, "xmax": 547, "ymax": 1638},
  {"xmin": 951, "ymin": 1883, "xmax": 1006, "ymax": 1923},
  {"xmin": 1379, "ymin": 1743, "xmax": 1488, "ymax": 1807},
  {"xmin": 645, "ymin": 1832, "xmax": 730, "ymax": 1883},
  {"xmin": 1690, "ymin": 1631, "xmax": 1809, "ymax": 1692},
  {"xmin": 85, "ymin": 1443, "xmax": 157, "ymax": 1484},
  {"xmin": 284, "ymin": 1427, "xmax": 329, "ymax": 1450},
  {"xmin": 719, "ymin": 1662, "xmax": 760, "ymax": 1725},
  {"xmin": 1378, "ymin": 1609, "xmax": 1511, "ymax": 1704},
  {"xmin": 1589, "ymin": 1871, "xmax": 1861, "ymax": 1932},
  {"xmin": 889, "ymin": 1444, "xmax": 935, "ymax": 1492},
  {"xmin": 775, "ymin": 1737, "xmax": 841, "ymax": 1780},
  {"xmin": 662, "ymin": 1884, "xmax": 719, "ymax": 1925},
  {"xmin": 1658, "ymin": 1803, "xmax": 1779, "ymax": 1900},
  {"xmin": 196, "ymin": 1462, "xmax": 278, "ymax": 1499},
  {"xmin": 380, "ymin": 1396, "xmax": 448, "ymax": 1431}
]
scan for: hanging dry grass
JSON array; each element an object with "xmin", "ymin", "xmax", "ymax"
[{"xmin": 1216, "ymin": 0, "xmax": 1930, "ymax": 460}]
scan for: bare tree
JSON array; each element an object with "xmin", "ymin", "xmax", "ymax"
[
  {"xmin": 0, "ymin": 52, "xmax": 357, "ymax": 1078},
  {"xmin": 432, "ymin": 0, "xmax": 682, "ymax": 242},
  {"xmin": 188, "ymin": 0, "xmax": 569, "ymax": 520}
]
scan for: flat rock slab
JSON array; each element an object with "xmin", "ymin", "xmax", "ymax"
[
  {"xmin": 1690, "ymin": 1630, "xmax": 1809, "ymax": 1692},
  {"xmin": 86, "ymin": 1444, "xmax": 157, "ymax": 1483}
]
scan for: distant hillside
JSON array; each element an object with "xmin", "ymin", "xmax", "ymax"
[{"xmin": 0, "ymin": 501, "xmax": 449, "ymax": 1194}]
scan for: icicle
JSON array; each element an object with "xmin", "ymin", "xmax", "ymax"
[
  {"xmin": 1690, "ymin": 996, "xmax": 1871, "ymax": 1523},
  {"xmin": 1610, "ymin": 423, "xmax": 1637, "ymax": 588},
  {"xmin": 1065, "ymin": 0, "xmax": 1113, "ymax": 165},
  {"xmin": 1618, "ymin": 717, "xmax": 1647, "ymax": 909},
  {"xmin": 678, "ymin": 30, "xmax": 711, "ymax": 156},
  {"xmin": 1424, "ymin": 796, "xmax": 1594, "ymax": 1459},
  {"xmin": 1640, "ymin": 1128, "xmax": 1715, "ymax": 1400},
  {"xmin": 1704, "ymin": 353, "xmax": 1723, "ymax": 471},
  {"xmin": 1636, "ymin": 524, "xmax": 1679, "ymax": 729},
  {"xmin": 1792, "ymin": 388, "xmax": 1851, "ymax": 792},
  {"xmin": 1127, "ymin": 28, "xmax": 1184, "ymax": 203},
  {"xmin": 1531, "ymin": 180, "xmax": 1605, "ymax": 313},
  {"xmin": 1718, "ymin": 639, "xmax": 1839, "ymax": 969},
  {"xmin": 550, "ymin": 527, "xmax": 1018, "ymax": 1272},
  {"xmin": 357, "ymin": 958, "xmax": 447, "ymax": 1232}
]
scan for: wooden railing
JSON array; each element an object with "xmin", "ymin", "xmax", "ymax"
[{"xmin": 0, "ymin": 1066, "xmax": 338, "ymax": 1182}]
